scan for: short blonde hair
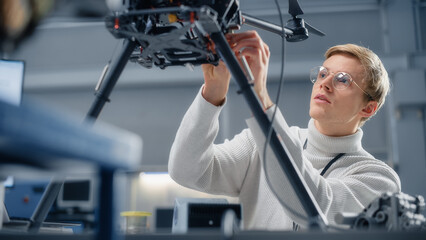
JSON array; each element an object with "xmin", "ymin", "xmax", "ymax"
[{"xmin": 325, "ymin": 44, "xmax": 390, "ymax": 126}]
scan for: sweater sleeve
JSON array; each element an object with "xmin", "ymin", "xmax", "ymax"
[
  {"xmin": 168, "ymin": 86, "xmax": 256, "ymax": 197},
  {"xmin": 324, "ymin": 160, "xmax": 401, "ymax": 224},
  {"xmin": 246, "ymin": 106, "xmax": 401, "ymax": 227}
]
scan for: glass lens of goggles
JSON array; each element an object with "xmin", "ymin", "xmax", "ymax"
[{"xmin": 310, "ymin": 66, "xmax": 352, "ymax": 90}]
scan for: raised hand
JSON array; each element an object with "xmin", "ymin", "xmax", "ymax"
[
  {"xmin": 201, "ymin": 60, "xmax": 231, "ymax": 106},
  {"xmin": 201, "ymin": 31, "xmax": 273, "ymax": 109},
  {"xmin": 228, "ymin": 31, "xmax": 273, "ymax": 110}
]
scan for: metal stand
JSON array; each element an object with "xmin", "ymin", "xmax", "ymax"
[
  {"xmin": 96, "ymin": 168, "xmax": 117, "ymax": 240},
  {"xmin": 28, "ymin": 179, "xmax": 64, "ymax": 233}
]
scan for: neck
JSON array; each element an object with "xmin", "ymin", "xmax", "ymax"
[{"xmin": 314, "ymin": 119, "xmax": 359, "ymax": 137}]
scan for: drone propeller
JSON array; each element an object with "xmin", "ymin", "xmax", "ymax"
[
  {"xmin": 305, "ymin": 22, "xmax": 325, "ymax": 37},
  {"xmin": 288, "ymin": 0, "xmax": 304, "ymax": 17},
  {"xmin": 287, "ymin": 0, "xmax": 325, "ymax": 37}
]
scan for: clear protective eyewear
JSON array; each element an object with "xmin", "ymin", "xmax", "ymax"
[{"xmin": 310, "ymin": 66, "xmax": 374, "ymax": 101}]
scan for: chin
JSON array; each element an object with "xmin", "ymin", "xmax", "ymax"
[{"xmin": 309, "ymin": 106, "xmax": 324, "ymax": 120}]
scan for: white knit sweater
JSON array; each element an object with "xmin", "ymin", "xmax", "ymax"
[{"xmin": 168, "ymin": 87, "xmax": 401, "ymax": 231}]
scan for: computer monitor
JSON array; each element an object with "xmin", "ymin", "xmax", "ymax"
[
  {"xmin": 172, "ymin": 198, "xmax": 242, "ymax": 233},
  {"xmin": 0, "ymin": 59, "xmax": 25, "ymax": 106},
  {"xmin": 56, "ymin": 177, "xmax": 96, "ymax": 212}
]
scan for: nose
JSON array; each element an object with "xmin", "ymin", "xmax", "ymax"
[{"xmin": 319, "ymin": 73, "xmax": 333, "ymax": 92}]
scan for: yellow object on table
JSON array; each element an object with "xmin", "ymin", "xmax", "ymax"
[{"xmin": 121, "ymin": 211, "xmax": 152, "ymax": 234}]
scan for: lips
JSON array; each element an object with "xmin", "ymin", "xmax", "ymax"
[{"xmin": 314, "ymin": 94, "xmax": 331, "ymax": 103}]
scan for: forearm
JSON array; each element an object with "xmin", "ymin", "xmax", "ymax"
[
  {"xmin": 168, "ymin": 87, "xmax": 255, "ymax": 196},
  {"xmin": 168, "ymin": 87, "xmax": 223, "ymax": 187}
]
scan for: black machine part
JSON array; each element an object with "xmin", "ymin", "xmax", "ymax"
[
  {"xmin": 104, "ymin": 0, "xmax": 324, "ymax": 69},
  {"xmin": 336, "ymin": 192, "xmax": 426, "ymax": 231},
  {"xmin": 105, "ymin": 0, "xmax": 242, "ymax": 69}
]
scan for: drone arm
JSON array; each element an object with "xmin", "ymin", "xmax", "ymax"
[
  {"xmin": 242, "ymin": 13, "xmax": 293, "ymax": 38},
  {"xmin": 86, "ymin": 39, "xmax": 137, "ymax": 121}
]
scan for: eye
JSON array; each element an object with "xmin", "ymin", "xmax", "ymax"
[
  {"xmin": 335, "ymin": 73, "xmax": 350, "ymax": 83},
  {"xmin": 318, "ymin": 69, "xmax": 328, "ymax": 79}
]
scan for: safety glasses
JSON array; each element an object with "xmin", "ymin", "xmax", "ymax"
[{"xmin": 310, "ymin": 66, "xmax": 374, "ymax": 101}]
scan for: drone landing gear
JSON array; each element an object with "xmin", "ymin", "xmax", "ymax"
[{"xmin": 86, "ymin": 39, "xmax": 137, "ymax": 121}]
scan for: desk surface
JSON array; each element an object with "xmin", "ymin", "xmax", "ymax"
[
  {"xmin": 0, "ymin": 230, "xmax": 425, "ymax": 240},
  {"xmin": 0, "ymin": 98, "xmax": 142, "ymax": 172}
]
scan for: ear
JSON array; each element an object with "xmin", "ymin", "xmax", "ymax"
[{"xmin": 360, "ymin": 101, "xmax": 378, "ymax": 118}]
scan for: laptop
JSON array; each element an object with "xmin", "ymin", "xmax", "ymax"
[{"xmin": 2, "ymin": 202, "xmax": 30, "ymax": 229}]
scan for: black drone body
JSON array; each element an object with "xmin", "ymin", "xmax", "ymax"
[
  {"xmin": 105, "ymin": 0, "xmax": 324, "ymax": 69},
  {"xmin": 106, "ymin": 0, "xmax": 241, "ymax": 69}
]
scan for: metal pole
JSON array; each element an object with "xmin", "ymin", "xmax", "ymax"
[
  {"xmin": 28, "ymin": 179, "xmax": 64, "ymax": 233},
  {"xmin": 97, "ymin": 168, "xmax": 119, "ymax": 240},
  {"xmin": 243, "ymin": 14, "xmax": 293, "ymax": 38}
]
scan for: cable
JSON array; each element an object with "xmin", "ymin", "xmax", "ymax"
[
  {"xmin": 258, "ymin": 4, "xmax": 344, "ymax": 230},
  {"xmin": 262, "ymin": 0, "xmax": 286, "ymax": 172},
  {"xmin": 261, "ymin": 0, "xmax": 311, "ymax": 224}
]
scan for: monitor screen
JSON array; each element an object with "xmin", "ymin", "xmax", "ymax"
[
  {"xmin": 62, "ymin": 180, "xmax": 90, "ymax": 201},
  {"xmin": 57, "ymin": 177, "xmax": 96, "ymax": 212},
  {"xmin": 0, "ymin": 59, "xmax": 25, "ymax": 106}
]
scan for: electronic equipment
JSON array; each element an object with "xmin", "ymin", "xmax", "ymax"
[
  {"xmin": 102, "ymin": 0, "xmax": 324, "ymax": 70},
  {"xmin": 172, "ymin": 198, "xmax": 241, "ymax": 233},
  {"xmin": 336, "ymin": 192, "xmax": 426, "ymax": 232},
  {"xmin": 2, "ymin": 179, "xmax": 65, "ymax": 233},
  {"xmin": 0, "ymin": 59, "xmax": 24, "ymax": 106},
  {"xmin": 56, "ymin": 176, "xmax": 97, "ymax": 212},
  {"xmin": 4, "ymin": 179, "xmax": 49, "ymax": 219},
  {"xmin": 105, "ymin": 0, "xmax": 241, "ymax": 69},
  {"xmin": 155, "ymin": 207, "xmax": 174, "ymax": 232}
]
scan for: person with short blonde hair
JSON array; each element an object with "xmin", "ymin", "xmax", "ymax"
[
  {"xmin": 169, "ymin": 31, "xmax": 400, "ymax": 230},
  {"xmin": 325, "ymin": 44, "xmax": 390, "ymax": 126}
]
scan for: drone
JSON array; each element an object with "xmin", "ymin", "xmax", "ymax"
[{"xmin": 104, "ymin": 0, "xmax": 325, "ymax": 69}]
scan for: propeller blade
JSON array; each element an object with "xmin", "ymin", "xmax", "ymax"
[
  {"xmin": 305, "ymin": 21, "xmax": 326, "ymax": 36},
  {"xmin": 288, "ymin": 0, "xmax": 304, "ymax": 17}
]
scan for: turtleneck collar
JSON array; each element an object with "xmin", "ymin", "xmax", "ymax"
[{"xmin": 307, "ymin": 119, "xmax": 364, "ymax": 154}]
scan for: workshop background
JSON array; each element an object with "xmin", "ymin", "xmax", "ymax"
[{"xmin": 6, "ymin": 0, "xmax": 426, "ymax": 231}]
